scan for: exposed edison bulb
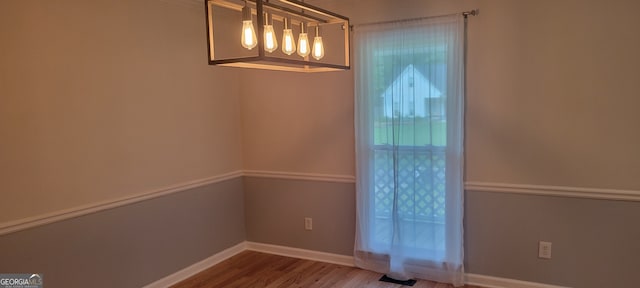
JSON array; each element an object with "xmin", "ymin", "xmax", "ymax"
[
  {"xmin": 242, "ymin": 21, "xmax": 258, "ymax": 50},
  {"xmin": 297, "ymin": 23, "xmax": 310, "ymax": 58},
  {"xmin": 297, "ymin": 34, "xmax": 309, "ymax": 57},
  {"xmin": 282, "ymin": 29, "xmax": 296, "ymax": 55},
  {"xmin": 263, "ymin": 13, "xmax": 277, "ymax": 53},
  {"xmin": 282, "ymin": 18, "xmax": 296, "ymax": 55},
  {"xmin": 240, "ymin": 4, "xmax": 257, "ymax": 50},
  {"xmin": 263, "ymin": 25, "xmax": 278, "ymax": 53},
  {"xmin": 312, "ymin": 26, "xmax": 324, "ymax": 60}
]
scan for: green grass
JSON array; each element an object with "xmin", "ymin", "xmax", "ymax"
[{"xmin": 373, "ymin": 119, "xmax": 446, "ymax": 146}]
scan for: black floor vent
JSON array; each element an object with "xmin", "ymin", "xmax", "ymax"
[{"xmin": 379, "ymin": 275, "xmax": 417, "ymax": 286}]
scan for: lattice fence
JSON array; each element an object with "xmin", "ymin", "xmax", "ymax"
[
  {"xmin": 372, "ymin": 145, "xmax": 446, "ymax": 222},
  {"xmin": 372, "ymin": 145, "xmax": 447, "ymax": 249}
]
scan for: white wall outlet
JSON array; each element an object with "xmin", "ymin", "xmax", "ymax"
[
  {"xmin": 304, "ymin": 217, "xmax": 313, "ymax": 230},
  {"xmin": 538, "ymin": 241, "xmax": 552, "ymax": 259}
]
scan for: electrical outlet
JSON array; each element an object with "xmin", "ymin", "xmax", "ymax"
[
  {"xmin": 538, "ymin": 241, "xmax": 552, "ymax": 259},
  {"xmin": 304, "ymin": 217, "xmax": 313, "ymax": 230}
]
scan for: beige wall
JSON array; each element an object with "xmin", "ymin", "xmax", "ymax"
[
  {"xmin": 465, "ymin": 0, "xmax": 640, "ymax": 189},
  {"xmin": 3, "ymin": 0, "xmax": 638, "ymax": 223},
  {"xmin": 0, "ymin": 0, "xmax": 243, "ymax": 223},
  {"xmin": 241, "ymin": 69, "xmax": 355, "ymax": 175},
  {"xmin": 10, "ymin": 0, "xmax": 639, "ymax": 225},
  {"xmin": 297, "ymin": 0, "xmax": 640, "ymax": 190}
]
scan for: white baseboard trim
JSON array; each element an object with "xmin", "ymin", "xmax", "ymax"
[
  {"xmin": 143, "ymin": 241, "xmax": 567, "ymax": 288},
  {"xmin": 0, "ymin": 170, "xmax": 244, "ymax": 236},
  {"xmin": 466, "ymin": 273, "xmax": 570, "ymax": 288},
  {"xmin": 142, "ymin": 241, "xmax": 354, "ymax": 287},
  {"xmin": 465, "ymin": 182, "xmax": 640, "ymax": 202},
  {"xmin": 142, "ymin": 241, "xmax": 246, "ymax": 288},
  {"xmin": 245, "ymin": 241, "xmax": 356, "ymax": 267},
  {"xmin": 243, "ymin": 170, "xmax": 356, "ymax": 184},
  {"xmin": 243, "ymin": 243, "xmax": 569, "ymax": 288}
]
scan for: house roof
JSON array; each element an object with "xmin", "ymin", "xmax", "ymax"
[{"xmin": 380, "ymin": 64, "xmax": 443, "ymax": 99}]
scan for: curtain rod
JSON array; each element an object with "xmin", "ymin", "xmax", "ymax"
[{"xmin": 354, "ymin": 9, "xmax": 479, "ymax": 28}]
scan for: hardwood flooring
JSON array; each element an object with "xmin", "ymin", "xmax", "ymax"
[{"xmin": 172, "ymin": 251, "xmax": 480, "ymax": 288}]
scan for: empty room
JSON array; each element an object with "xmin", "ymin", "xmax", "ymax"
[{"xmin": 1, "ymin": 0, "xmax": 638, "ymax": 287}]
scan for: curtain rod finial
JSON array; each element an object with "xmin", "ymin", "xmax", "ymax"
[{"xmin": 463, "ymin": 9, "xmax": 479, "ymax": 18}]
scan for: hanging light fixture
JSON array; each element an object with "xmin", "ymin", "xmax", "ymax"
[
  {"xmin": 312, "ymin": 25, "xmax": 324, "ymax": 60},
  {"xmin": 205, "ymin": 0, "xmax": 350, "ymax": 72},
  {"xmin": 240, "ymin": 1, "xmax": 257, "ymax": 50},
  {"xmin": 297, "ymin": 22, "xmax": 310, "ymax": 58}
]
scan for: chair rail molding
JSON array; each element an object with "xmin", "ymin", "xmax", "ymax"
[
  {"xmin": 5, "ymin": 172, "xmax": 639, "ymax": 236},
  {"xmin": 0, "ymin": 170, "xmax": 244, "ymax": 236},
  {"xmin": 243, "ymin": 170, "xmax": 356, "ymax": 183},
  {"xmin": 465, "ymin": 181, "xmax": 640, "ymax": 202}
]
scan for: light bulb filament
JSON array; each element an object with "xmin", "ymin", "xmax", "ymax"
[
  {"xmin": 243, "ymin": 23, "xmax": 255, "ymax": 47},
  {"xmin": 263, "ymin": 13, "xmax": 278, "ymax": 53},
  {"xmin": 285, "ymin": 35, "xmax": 293, "ymax": 50},
  {"xmin": 240, "ymin": 3, "xmax": 257, "ymax": 50},
  {"xmin": 312, "ymin": 25, "xmax": 324, "ymax": 60},
  {"xmin": 266, "ymin": 32, "xmax": 274, "ymax": 48},
  {"xmin": 300, "ymin": 39, "xmax": 308, "ymax": 54},
  {"xmin": 281, "ymin": 18, "xmax": 296, "ymax": 55}
]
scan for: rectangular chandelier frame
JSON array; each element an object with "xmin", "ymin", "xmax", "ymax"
[{"xmin": 205, "ymin": 0, "xmax": 351, "ymax": 72}]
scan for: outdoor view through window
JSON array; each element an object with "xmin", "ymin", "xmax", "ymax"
[{"xmin": 370, "ymin": 47, "xmax": 448, "ymax": 254}]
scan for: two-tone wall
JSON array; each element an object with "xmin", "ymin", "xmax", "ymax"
[
  {"xmin": 242, "ymin": 1, "xmax": 640, "ymax": 287},
  {"xmin": 2, "ymin": 0, "xmax": 640, "ymax": 287},
  {"xmin": 463, "ymin": 2, "xmax": 640, "ymax": 286},
  {"xmin": 0, "ymin": 0, "xmax": 245, "ymax": 287}
]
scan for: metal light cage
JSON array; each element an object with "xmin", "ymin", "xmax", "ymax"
[{"xmin": 205, "ymin": 0, "xmax": 350, "ymax": 72}]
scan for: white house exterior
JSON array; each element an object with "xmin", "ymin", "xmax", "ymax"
[{"xmin": 382, "ymin": 64, "xmax": 443, "ymax": 118}]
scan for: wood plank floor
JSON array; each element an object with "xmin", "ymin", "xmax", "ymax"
[{"xmin": 172, "ymin": 251, "xmax": 480, "ymax": 288}]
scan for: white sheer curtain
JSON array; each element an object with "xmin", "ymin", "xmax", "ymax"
[{"xmin": 354, "ymin": 14, "xmax": 465, "ymax": 287}]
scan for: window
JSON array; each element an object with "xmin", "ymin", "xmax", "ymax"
[{"xmin": 354, "ymin": 15, "xmax": 465, "ymax": 286}]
